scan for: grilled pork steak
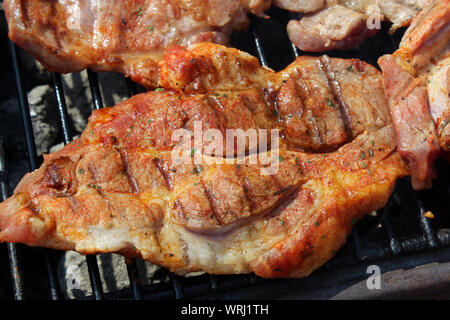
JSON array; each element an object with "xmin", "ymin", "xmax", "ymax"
[
  {"xmin": 0, "ymin": 44, "xmax": 407, "ymax": 278},
  {"xmin": 287, "ymin": 0, "xmax": 427, "ymax": 52},
  {"xmin": 378, "ymin": 0, "xmax": 449, "ymax": 189},
  {"xmin": 3, "ymin": 0, "xmax": 262, "ymax": 88}
]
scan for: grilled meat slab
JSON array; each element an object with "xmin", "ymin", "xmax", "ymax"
[
  {"xmin": 3, "ymin": 0, "xmax": 261, "ymax": 88},
  {"xmin": 0, "ymin": 44, "xmax": 407, "ymax": 278},
  {"xmin": 378, "ymin": 0, "xmax": 449, "ymax": 189},
  {"xmin": 287, "ymin": 0, "xmax": 428, "ymax": 52}
]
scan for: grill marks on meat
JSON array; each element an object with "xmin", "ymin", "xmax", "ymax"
[
  {"xmin": 4, "ymin": 0, "xmax": 253, "ymax": 87},
  {"xmin": 318, "ymin": 56, "xmax": 354, "ymax": 140},
  {"xmin": 85, "ymin": 88, "xmax": 278, "ymax": 157},
  {"xmin": 0, "ymin": 43, "xmax": 408, "ymax": 278},
  {"xmin": 378, "ymin": 0, "xmax": 449, "ymax": 189},
  {"xmin": 286, "ymin": 0, "xmax": 427, "ymax": 52},
  {"xmin": 172, "ymin": 158, "xmax": 302, "ymax": 234},
  {"xmin": 158, "ymin": 45, "xmax": 392, "ymax": 153},
  {"xmin": 276, "ymin": 57, "xmax": 352, "ymax": 151}
]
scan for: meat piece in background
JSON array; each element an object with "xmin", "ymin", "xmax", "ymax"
[
  {"xmin": 287, "ymin": 5, "xmax": 378, "ymax": 52},
  {"xmin": 378, "ymin": 55, "xmax": 440, "ymax": 190},
  {"xmin": 378, "ymin": 0, "xmax": 449, "ymax": 190},
  {"xmin": 3, "ymin": 0, "xmax": 255, "ymax": 88},
  {"xmin": 286, "ymin": 0, "xmax": 427, "ymax": 52}
]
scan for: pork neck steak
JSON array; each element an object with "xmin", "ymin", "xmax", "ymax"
[
  {"xmin": 4, "ymin": 0, "xmax": 270, "ymax": 88},
  {"xmin": 0, "ymin": 44, "xmax": 407, "ymax": 278},
  {"xmin": 378, "ymin": 0, "xmax": 449, "ymax": 190}
]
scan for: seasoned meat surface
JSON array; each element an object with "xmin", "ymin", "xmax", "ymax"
[
  {"xmin": 3, "ymin": 0, "xmax": 253, "ymax": 87},
  {"xmin": 378, "ymin": 0, "xmax": 449, "ymax": 189},
  {"xmin": 277, "ymin": 56, "xmax": 391, "ymax": 151},
  {"xmin": 287, "ymin": 0, "xmax": 428, "ymax": 52},
  {"xmin": 0, "ymin": 44, "xmax": 407, "ymax": 278}
]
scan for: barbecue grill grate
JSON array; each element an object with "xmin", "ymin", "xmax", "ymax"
[{"xmin": 1, "ymin": 6, "xmax": 450, "ymax": 300}]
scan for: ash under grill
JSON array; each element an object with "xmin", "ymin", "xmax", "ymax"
[{"xmin": 1, "ymin": 6, "xmax": 450, "ymax": 300}]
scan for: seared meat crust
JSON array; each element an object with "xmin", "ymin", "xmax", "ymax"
[{"xmin": 0, "ymin": 44, "xmax": 407, "ymax": 278}]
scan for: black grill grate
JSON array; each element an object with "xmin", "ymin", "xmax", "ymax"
[{"xmin": 1, "ymin": 7, "xmax": 450, "ymax": 300}]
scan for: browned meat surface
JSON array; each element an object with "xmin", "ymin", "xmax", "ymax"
[
  {"xmin": 277, "ymin": 56, "xmax": 391, "ymax": 151},
  {"xmin": 157, "ymin": 44, "xmax": 273, "ymax": 93},
  {"xmin": 378, "ymin": 0, "xmax": 449, "ymax": 189},
  {"xmin": 0, "ymin": 44, "xmax": 407, "ymax": 278},
  {"xmin": 287, "ymin": 0, "xmax": 428, "ymax": 52},
  {"xmin": 4, "ymin": 0, "xmax": 256, "ymax": 88}
]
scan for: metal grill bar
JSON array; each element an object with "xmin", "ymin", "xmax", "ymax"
[
  {"xmin": 169, "ymin": 272, "xmax": 184, "ymax": 299},
  {"xmin": 379, "ymin": 208, "xmax": 402, "ymax": 255},
  {"xmin": 51, "ymin": 71, "xmax": 106, "ymax": 300},
  {"xmin": 8, "ymin": 42, "xmax": 38, "ymax": 170},
  {"xmin": 51, "ymin": 73, "xmax": 73, "ymax": 142},
  {"xmin": 252, "ymin": 28, "xmax": 268, "ymax": 67},
  {"xmin": 414, "ymin": 193, "xmax": 439, "ymax": 248},
  {"xmin": 6, "ymin": 243, "xmax": 24, "ymax": 300},
  {"xmin": 0, "ymin": 139, "xmax": 24, "ymax": 300},
  {"xmin": 8, "ymin": 41, "xmax": 62, "ymax": 300},
  {"xmin": 125, "ymin": 259, "xmax": 143, "ymax": 300},
  {"xmin": 87, "ymin": 70, "xmax": 104, "ymax": 110},
  {"xmin": 85, "ymin": 255, "xmax": 104, "ymax": 300}
]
